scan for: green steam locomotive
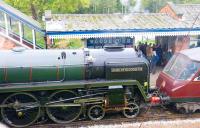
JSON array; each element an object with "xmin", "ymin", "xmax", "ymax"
[{"xmin": 0, "ymin": 47, "xmax": 149, "ymax": 127}]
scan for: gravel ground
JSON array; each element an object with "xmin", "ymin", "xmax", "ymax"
[{"xmin": 83, "ymin": 118, "xmax": 200, "ymax": 128}]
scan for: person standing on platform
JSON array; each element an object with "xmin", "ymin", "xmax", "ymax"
[
  {"xmin": 146, "ymin": 44, "xmax": 153, "ymax": 62},
  {"xmin": 164, "ymin": 48, "xmax": 173, "ymax": 65},
  {"xmin": 155, "ymin": 43, "xmax": 163, "ymax": 66},
  {"xmin": 151, "ymin": 50, "xmax": 159, "ymax": 74}
]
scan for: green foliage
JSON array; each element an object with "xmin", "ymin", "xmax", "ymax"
[
  {"xmin": 130, "ymin": 0, "xmax": 136, "ymax": 7},
  {"xmin": 137, "ymin": 39, "xmax": 155, "ymax": 45},
  {"xmin": 179, "ymin": 0, "xmax": 200, "ymax": 4},
  {"xmin": 4, "ymin": 0, "xmax": 200, "ymax": 19},
  {"xmin": 0, "ymin": 12, "xmax": 5, "ymax": 28},
  {"xmin": 4, "ymin": 0, "xmax": 45, "ymax": 20},
  {"xmin": 68, "ymin": 39, "xmax": 84, "ymax": 49},
  {"xmin": 3, "ymin": 0, "xmax": 136, "ymax": 16},
  {"xmin": 53, "ymin": 39, "xmax": 84, "ymax": 49},
  {"xmin": 50, "ymin": 0, "xmax": 90, "ymax": 13},
  {"xmin": 142, "ymin": 0, "xmax": 200, "ymax": 13},
  {"xmin": 36, "ymin": 31, "xmax": 46, "ymax": 48},
  {"xmin": 4, "ymin": 0, "xmax": 91, "ymax": 20},
  {"xmin": 86, "ymin": 0, "xmax": 120, "ymax": 13},
  {"xmin": 23, "ymin": 25, "xmax": 46, "ymax": 48},
  {"xmin": 87, "ymin": 0, "xmax": 136, "ymax": 14}
]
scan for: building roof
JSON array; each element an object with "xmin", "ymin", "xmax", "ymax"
[
  {"xmin": 181, "ymin": 47, "xmax": 200, "ymax": 62},
  {"xmin": 0, "ymin": 0, "xmax": 42, "ymax": 31},
  {"xmin": 46, "ymin": 13, "xmax": 186, "ymax": 32},
  {"xmin": 46, "ymin": 13, "xmax": 200, "ymax": 39},
  {"xmin": 166, "ymin": 2, "xmax": 200, "ymax": 27}
]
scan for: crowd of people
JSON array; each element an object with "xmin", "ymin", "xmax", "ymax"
[{"xmin": 135, "ymin": 42, "xmax": 172, "ymax": 74}]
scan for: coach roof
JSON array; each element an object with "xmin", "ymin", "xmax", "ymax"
[{"xmin": 180, "ymin": 47, "xmax": 200, "ymax": 62}]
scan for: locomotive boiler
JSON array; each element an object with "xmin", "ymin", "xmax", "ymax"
[{"xmin": 0, "ymin": 47, "xmax": 150, "ymax": 127}]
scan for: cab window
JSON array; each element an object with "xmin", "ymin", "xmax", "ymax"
[{"xmin": 164, "ymin": 54, "xmax": 200, "ymax": 80}]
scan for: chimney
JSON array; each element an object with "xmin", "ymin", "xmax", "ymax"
[{"xmin": 45, "ymin": 10, "xmax": 52, "ymax": 21}]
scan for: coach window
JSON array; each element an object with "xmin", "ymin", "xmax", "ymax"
[{"xmin": 178, "ymin": 61, "xmax": 199, "ymax": 80}]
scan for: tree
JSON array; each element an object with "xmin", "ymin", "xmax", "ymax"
[
  {"xmin": 142, "ymin": 0, "xmax": 200, "ymax": 13},
  {"xmin": 86, "ymin": 0, "xmax": 137, "ymax": 14},
  {"xmin": 87, "ymin": 0, "xmax": 120, "ymax": 14},
  {"xmin": 50, "ymin": 0, "xmax": 90, "ymax": 13},
  {"xmin": 4, "ymin": 0, "xmax": 91, "ymax": 21},
  {"xmin": 179, "ymin": 0, "xmax": 200, "ymax": 4},
  {"xmin": 4, "ymin": 0, "xmax": 200, "ymax": 20},
  {"xmin": 142, "ymin": 0, "xmax": 167, "ymax": 13},
  {"xmin": 4, "ymin": 0, "xmax": 46, "ymax": 20}
]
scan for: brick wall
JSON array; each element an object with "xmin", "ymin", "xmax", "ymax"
[
  {"xmin": 0, "ymin": 36, "xmax": 16, "ymax": 50},
  {"xmin": 159, "ymin": 4, "xmax": 179, "ymax": 20}
]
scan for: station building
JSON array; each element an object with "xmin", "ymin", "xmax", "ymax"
[
  {"xmin": 160, "ymin": 2, "xmax": 200, "ymax": 51},
  {"xmin": 1, "ymin": 0, "xmax": 200, "ymax": 53},
  {"xmin": 44, "ymin": 11, "xmax": 200, "ymax": 53}
]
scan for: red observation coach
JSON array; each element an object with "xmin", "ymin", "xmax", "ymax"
[{"xmin": 156, "ymin": 47, "xmax": 200, "ymax": 113}]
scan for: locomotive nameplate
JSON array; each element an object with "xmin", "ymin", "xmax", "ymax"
[{"xmin": 111, "ymin": 67, "xmax": 143, "ymax": 72}]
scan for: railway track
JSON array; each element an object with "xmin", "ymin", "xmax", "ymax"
[{"xmin": 28, "ymin": 106, "xmax": 200, "ymax": 128}]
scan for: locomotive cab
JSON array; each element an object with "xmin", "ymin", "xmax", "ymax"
[{"xmin": 156, "ymin": 48, "xmax": 200, "ymax": 105}]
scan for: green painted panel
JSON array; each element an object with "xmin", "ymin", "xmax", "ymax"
[
  {"xmin": 65, "ymin": 66, "xmax": 84, "ymax": 80},
  {"xmin": 7, "ymin": 68, "xmax": 29, "ymax": 83},
  {"xmin": 86, "ymin": 66, "xmax": 104, "ymax": 79},
  {"xmin": 0, "ymin": 68, "xmax": 4, "ymax": 83},
  {"xmin": 2, "ymin": 65, "xmax": 84, "ymax": 83},
  {"xmin": 106, "ymin": 63, "xmax": 148, "ymax": 84},
  {"xmin": 171, "ymin": 97, "xmax": 200, "ymax": 103},
  {"xmin": 32, "ymin": 66, "xmax": 84, "ymax": 82},
  {"xmin": 32, "ymin": 67, "xmax": 64, "ymax": 82},
  {"xmin": 108, "ymin": 89, "xmax": 124, "ymax": 105}
]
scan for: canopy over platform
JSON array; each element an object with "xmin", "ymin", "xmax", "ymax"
[
  {"xmin": 45, "ymin": 13, "xmax": 200, "ymax": 39},
  {"xmin": 181, "ymin": 47, "xmax": 200, "ymax": 62},
  {"xmin": 47, "ymin": 28, "xmax": 200, "ymax": 39}
]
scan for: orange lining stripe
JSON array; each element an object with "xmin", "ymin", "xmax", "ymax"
[
  {"xmin": 29, "ymin": 67, "xmax": 32, "ymax": 81},
  {"xmin": 4, "ymin": 68, "xmax": 7, "ymax": 82},
  {"xmin": 56, "ymin": 66, "xmax": 59, "ymax": 80}
]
